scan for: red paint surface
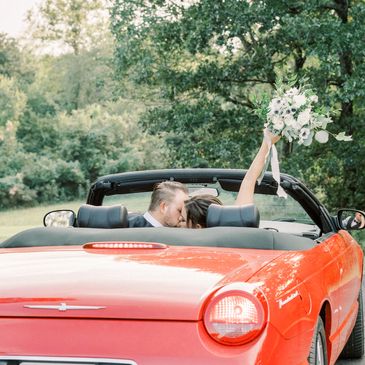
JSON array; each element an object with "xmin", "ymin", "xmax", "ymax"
[{"xmin": 0, "ymin": 231, "xmax": 362, "ymax": 365}]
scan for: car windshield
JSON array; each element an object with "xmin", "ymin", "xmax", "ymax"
[{"xmin": 102, "ymin": 187, "xmax": 314, "ymax": 225}]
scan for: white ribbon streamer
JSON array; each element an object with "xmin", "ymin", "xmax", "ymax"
[
  {"xmin": 270, "ymin": 143, "xmax": 288, "ymax": 198},
  {"xmin": 258, "ymin": 129, "xmax": 288, "ymax": 198}
]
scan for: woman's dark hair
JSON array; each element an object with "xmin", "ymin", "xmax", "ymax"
[{"xmin": 185, "ymin": 195, "xmax": 223, "ymax": 228}]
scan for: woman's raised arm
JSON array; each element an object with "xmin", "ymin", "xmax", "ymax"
[{"xmin": 235, "ymin": 129, "xmax": 280, "ymax": 206}]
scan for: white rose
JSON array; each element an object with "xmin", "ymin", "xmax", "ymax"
[
  {"xmin": 292, "ymin": 121, "xmax": 303, "ymax": 131},
  {"xmin": 292, "ymin": 94, "xmax": 307, "ymax": 108},
  {"xmin": 272, "ymin": 116, "xmax": 284, "ymax": 130},
  {"xmin": 297, "ymin": 108, "xmax": 311, "ymax": 126},
  {"xmin": 284, "ymin": 114, "xmax": 296, "ymax": 127},
  {"xmin": 314, "ymin": 130, "xmax": 329, "ymax": 143}
]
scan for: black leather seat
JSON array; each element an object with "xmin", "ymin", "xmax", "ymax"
[
  {"xmin": 206, "ymin": 204, "xmax": 260, "ymax": 228},
  {"xmin": 77, "ymin": 204, "xmax": 129, "ymax": 228}
]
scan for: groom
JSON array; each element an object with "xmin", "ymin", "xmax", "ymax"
[{"xmin": 128, "ymin": 181, "xmax": 189, "ymax": 227}]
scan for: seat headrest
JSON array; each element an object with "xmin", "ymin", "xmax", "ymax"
[
  {"xmin": 206, "ymin": 204, "xmax": 260, "ymax": 228},
  {"xmin": 77, "ymin": 204, "xmax": 128, "ymax": 228}
]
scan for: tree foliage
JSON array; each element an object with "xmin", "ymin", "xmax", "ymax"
[
  {"xmin": 111, "ymin": 0, "xmax": 365, "ymax": 209},
  {"xmin": 0, "ymin": 33, "xmax": 34, "ymax": 83},
  {"xmin": 0, "ymin": 76, "xmax": 27, "ymax": 128},
  {"xmin": 0, "ymin": 16, "xmax": 167, "ymax": 209},
  {"xmin": 26, "ymin": 0, "xmax": 110, "ymax": 55},
  {"xmin": 0, "ymin": 101, "xmax": 166, "ymax": 209}
]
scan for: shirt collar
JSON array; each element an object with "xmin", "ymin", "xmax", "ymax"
[{"xmin": 143, "ymin": 211, "xmax": 163, "ymax": 227}]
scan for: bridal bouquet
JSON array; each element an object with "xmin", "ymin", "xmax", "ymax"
[
  {"xmin": 257, "ymin": 76, "xmax": 352, "ymax": 145},
  {"xmin": 255, "ymin": 75, "xmax": 352, "ymax": 197}
]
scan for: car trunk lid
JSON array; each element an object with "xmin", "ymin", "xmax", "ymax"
[{"xmin": 0, "ymin": 245, "xmax": 282, "ymax": 320}]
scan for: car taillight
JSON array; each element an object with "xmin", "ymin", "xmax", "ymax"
[
  {"xmin": 204, "ymin": 290, "xmax": 266, "ymax": 345},
  {"xmin": 83, "ymin": 242, "xmax": 168, "ymax": 249}
]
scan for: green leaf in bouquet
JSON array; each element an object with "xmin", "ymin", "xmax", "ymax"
[{"xmin": 335, "ymin": 132, "xmax": 352, "ymax": 141}]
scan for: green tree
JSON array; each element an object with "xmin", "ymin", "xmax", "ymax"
[
  {"xmin": 55, "ymin": 103, "xmax": 166, "ymax": 183},
  {"xmin": 0, "ymin": 33, "xmax": 25, "ymax": 78},
  {"xmin": 0, "ymin": 76, "xmax": 27, "ymax": 128},
  {"xmin": 0, "ymin": 33, "xmax": 34, "ymax": 84},
  {"xmin": 24, "ymin": 0, "xmax": 114, "ymax": 111},
  {"xmin": 111, "ymin": 0, "xmax": 365, "ymax": 209},
  {"xmin": 26, "ymin": 0, "xmax": 110, "ymax": 55}
]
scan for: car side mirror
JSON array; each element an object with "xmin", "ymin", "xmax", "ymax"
[
  {"xmin": 337, "ymin": 209, "xmax": 365, "ymax": 231},
  {"xmin": 43, "ymin": 209, "xmax": 76, "ymax": 227}
]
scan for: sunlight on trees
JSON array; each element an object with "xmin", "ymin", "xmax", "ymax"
[
  {"xmin": 111, "ymin": 0, "xmax": 365, "ymax": 209},
  {"xmin": 24, "ymin": 0, "xmax": 111, "ymax": 55}
]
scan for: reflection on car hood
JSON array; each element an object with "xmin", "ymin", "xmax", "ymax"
[{"xmin": 0, "ymin": 246, "xmax": 282, "ymax": 320}]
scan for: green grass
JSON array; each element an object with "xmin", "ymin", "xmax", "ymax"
[{"xmin": 0, "ymin": 201, "xmax": 84, "ymax": 242}]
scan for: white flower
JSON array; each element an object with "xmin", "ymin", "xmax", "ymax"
[
  {"xmin": 299, "ymin": 127, "xmax": 311, "ymax": 141},
  {"xmin": 292, "ymin": 94, "xmax": 307, "ymax": 108},
  {"xmin": 259, "ymin": 80, "xmax": 350, "ymax": 148},
  {"xmin": 302, "ymin": 131, "xmax": 314, "ymax": 146},
  {"xmin": 285, "ymin": 87, "xmax": 300, "ymax": 97},
  {"xmin": 272, "ymin": 116, "xmax": 284, "ymax": 130},
  {"xmin": 269, "ymin": 98, "xmax": 283, "ymax": 112},
  {"xmin": 315, "ymin": 115, "xmax": 333, "ymax": 129},
  {"xmin": 297, "ymin": 108, "xmax": 311, "ymax": 126},
  {"xmin": 314, "ymin": 130, "xmax": 329, "ymax": 143},
  {"xmin": 292, "ymin": 121, "xmax": 303, "ymax": 131},
  {"xmin": 309, "ymin": 95, "xmax": 318, "ymax": 103},
  {"xmin": 284, "ymin": 114, "xmax": 296, "ymax": 127}
]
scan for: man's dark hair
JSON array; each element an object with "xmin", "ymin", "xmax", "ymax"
[
  {"xmin": 148, "ymin": 181, "xmax": 188, "ymax": 211},
  {"xmin": 185, "ymin": 195, "xmax": 223, "ymax": 228}
]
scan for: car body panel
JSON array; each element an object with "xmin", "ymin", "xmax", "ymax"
[
  {"xmin": 0, "ymin": 317, "xmax": 297, "ymax": 365},
  {"xmin": 246, "ymin": 231, "xmax": 363, "ymax": 364},
  {"xmin": 0, "ymin": 168, "xmax": 363, "ymax": 365},
  {"xmin": 0, "ymin": 246, "xmax": 282, "ymax": 320}
]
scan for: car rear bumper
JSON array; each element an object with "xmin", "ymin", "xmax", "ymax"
[{"xmin": 0, "ymin": 318, "xmax": 311, "ymax": 365}]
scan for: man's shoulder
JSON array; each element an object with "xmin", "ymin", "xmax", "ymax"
[{"xmin": 128, "ymin": 214, "xmax": 154, "ymax": 228}]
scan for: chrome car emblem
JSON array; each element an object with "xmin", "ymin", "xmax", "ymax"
[
  {"xmin": 277, "ymin": 290, "xmax": 300, "ymax": 309},
  {"xmin": 24, "ymin": 303, "xmax": 106, "ymax": 311}
]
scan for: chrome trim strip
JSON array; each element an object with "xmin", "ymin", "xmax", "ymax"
[
  {"xmin": 0, "ymin": 357, "xmax": 136, "ymax": 365},
  {"xmin": 23, "ymin": 303, "xmax": 106, "ymax": 311}
]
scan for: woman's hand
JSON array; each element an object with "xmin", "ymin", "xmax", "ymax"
[{"xmin": 264, "ymin": 128, "xmax": 281, "ymax": 144}]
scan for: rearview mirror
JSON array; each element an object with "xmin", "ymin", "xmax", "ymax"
[
  {"xmin": 337, "ymin": 209, "xmax": 365, "ymax": 231},
  {"xmin": 43, "ymin": 210, "xmax": 76, "ymax": 227}
]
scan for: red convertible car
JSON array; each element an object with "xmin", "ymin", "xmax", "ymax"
[{"xmin": 0, "ymin": 169, "xmax": 364, "ymax": 365}]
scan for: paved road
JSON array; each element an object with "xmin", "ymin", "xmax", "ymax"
[{"xmin": 336, "ymin": 276, "xmax": 365, "ymax": 365}]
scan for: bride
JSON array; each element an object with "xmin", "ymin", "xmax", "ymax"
[{"xmin": 180, "ymin": 129, "xmax": 280, "ymax": 228}]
